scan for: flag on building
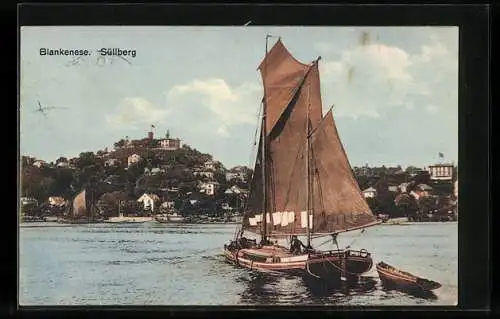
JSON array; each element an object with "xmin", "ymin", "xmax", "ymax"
[
  {"xmin": 151, "ymin": 124, "xmax": 155, "ymax": 128},
  {"xmin": 438, "ymin": 152, "xmax": 444, "ymax": 158}
]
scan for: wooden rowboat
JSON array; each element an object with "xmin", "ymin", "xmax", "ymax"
[{"xmin": 376, "ymin": 262, "xmax": 442, "ymax": 292}]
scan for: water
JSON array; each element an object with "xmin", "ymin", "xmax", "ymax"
[{"xmin": 19, "ymin": 222, "xmax": 457, "ymax": 306}]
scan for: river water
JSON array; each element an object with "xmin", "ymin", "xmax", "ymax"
[{"xmin": 19, "ymin": 222, "xmax": 457, "ymax": 306}]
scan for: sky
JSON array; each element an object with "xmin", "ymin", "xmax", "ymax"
[{"xmin": 20, "ymin": 26, "xmax": 458, "ymax": 169}]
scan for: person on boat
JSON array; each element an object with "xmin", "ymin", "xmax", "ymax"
[
  {"xmin": 259, "ymin": 237, "xmax": 273, "ymax": 247},
  {"xmin": 289, "ymin": 235, "xmax": 307, "ymax": 254}
]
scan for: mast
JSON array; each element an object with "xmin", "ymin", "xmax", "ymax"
[
  {"xmin": 305, "ymin": 82, "xmax": 311, "ymax": 247},
  {"xmin": 261, "ymin": 34, "xmax": 271, "ymax": 244}
]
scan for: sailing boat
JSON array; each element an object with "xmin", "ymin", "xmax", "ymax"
[
  {"xmin": 223, "ymin": 37, "xmax": 381, "ymax": 283},
  {"xmin": 59, "ymin": 189, "xmax": 102, "ymax": 224}
]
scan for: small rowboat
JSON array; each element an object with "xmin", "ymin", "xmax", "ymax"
[{"xmin": 376, "ymin": 262, "xmax": 442, "ymax": 293}]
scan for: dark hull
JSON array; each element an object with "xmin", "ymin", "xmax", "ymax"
[
  {"xmin": 376, "ymin": 262, "xmax": 441, "ymax": 294},
  {"xmin": 224, "ymin": 246, "xmax": 373, "ymax": 285}
]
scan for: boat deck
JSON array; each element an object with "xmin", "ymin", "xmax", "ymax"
[{"xmin": 240, "ymin": 246, "xmax": 294, "ymax": 258}]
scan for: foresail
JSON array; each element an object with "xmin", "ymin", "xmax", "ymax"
[
  {"xmin": 310, "ymin": 110, "xmax": 378, "ymax": 233},
  {"xmin": 72, "ymin": 189, "xmax": 87, "ymax": 218}
]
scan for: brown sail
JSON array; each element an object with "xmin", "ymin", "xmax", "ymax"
[
  {"xmin": 309, "ymin": 110, "xmax": 379, "ymax": 234},
  {"xmin": 243, "ymin": 39, "xmax": 378, "ymax": 237},
  {"xmin": 72, "ymin": 189, "xmax": 87, "ymax": 218},
  {"xmin": 259, "ymin": 38, "xmax": 322, "ymax": 135}
]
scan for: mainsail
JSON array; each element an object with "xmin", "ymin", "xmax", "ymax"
[
  {"xmin": 72, "ymin": 189, "xmax": 87, "ymax": 218},
  {"xmin": 243, "ymin": 38, "xmax": 378, "ymax": 237}
]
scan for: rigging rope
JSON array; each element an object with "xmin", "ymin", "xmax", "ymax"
[
  {"xmin": 344, "ymin": 228, "xmax": 366, "ymax": 250},
  {"xmin": 247, "ymin": 103, "xmax": 263, "ymax": 169}
]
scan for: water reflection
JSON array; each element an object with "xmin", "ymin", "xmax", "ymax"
[
  {"xmin": 238, "ymin": 271, "xmax": 380, "ymax": 305},
  {"xmin": 379, "ymin": 283, "xmax": 438, "ymax": 301}
]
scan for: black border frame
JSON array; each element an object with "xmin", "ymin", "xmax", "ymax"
[{"xmin": 13, "ymin": 3, "xmax": 490, "ymax": 317}]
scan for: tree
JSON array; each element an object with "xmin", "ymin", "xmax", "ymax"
[
  {"xmin": 418, "ymin": 196, "xmax": 437, "ymax": 215},
  {"xmin": 114, "ymin": 139, "xmax": 126, "ymax": 149},
  {"xmin": 394, "ymin": 194, "xmax": 418, "ymax": 218},
  {"xmin": 99, "ymin": 191, "xmax": 128, "ymax": 217},
  {"xmin": 76, "ymin": 152, "xmax": 97, "ymax": 169}
]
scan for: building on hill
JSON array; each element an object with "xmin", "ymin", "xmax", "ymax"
[
  {"xmin": 194, "ymin": 170, "xmax": 214, "ymax": 179},
  {"xmin": 198, "ymin": 181, "xmax": 219, "ymax": 196},
  {"xmin": 33, "ymin": 160, "xmax": 46, "ymax": 168},
  {"xmin": 204, "ymin": 161, "xmax": 216, "ymax": 171},
  {"xmin": 224, "ymin": 185, "xmax": 240, "ymax": 195},
  {"xmin": 105, "ymin": 158, "xmax": 121, "ymax": 167},
  {"xmin": 56, "ymin": 161, "xmax": 70, "ymax": 168},
  {"xmin": 158, "ymin": 138, "xmax": 181, "ymax": 150},
  {"xmin": 226, "ymin": 171, "xmax": 248, "ymax": 183},
  {"xmin": 410, "ymin": 184, "xmax": 433, "ymax": 200},
  {"xmin": 427, "ymin": 163, "xmax": 454, "ymax": 181},
  {"xmin": 353, "ymin": 165, "xmax": 372, "ymax": 177},
  {"xmin": 128, "ymin": 154, "xmax": 142, "ymax": 167}
]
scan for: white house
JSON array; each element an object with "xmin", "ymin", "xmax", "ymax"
[
  {"xmin": 362, "ymin": 187, "xmax": 377, "ymax": 198},
  {"xmin": 158, "ymin": 138, "xmax": 181, "ymax": 150},
  {"xmin": 48, "ymin": 196, "xmax": 66, "ymax": 207},
  {"xmin": 33, "ymin": 160, "xmax": 46, "ymax": 168},
  {"xmin": 427, "ymin": 163, "xmax": 454, "ymax": 181},
  {"xmin": 225, "ymin": 185, "xmax": 243, "ymax": 195},
  {"xmin": 398, "ymin": 182, "xmax": 410, "ymax": 193},
  {"xmin": 202, "ymin": 171, "xmax": 215, "ymax": 179},
  {"xmin": 128, "ymin": 154, "xmax": 142, "ymax": 167},
  {"xmin": 160, "ymin": 201, "xmax": 175, "ymax": 211},
  {"xmin": 137, "ymin": 193, "xmax": 160, "ymax": 212},
  {"xmin": 20, "ymin": 197, "xmax": 38, "ymax": 206},
  {"xmin": 199, "ymin": 181, "xmax": 220, "ymax": 196},
  {"xmin": 388, "ymin": 185, "xmax": 399, "ymax": 192},
  {"xmin": 204, "ymin": 161, "xmax": 216, "ymax": 171},
  {"xmin": 105, "ymin": 158, "xmax": 120, "ymax": 167},
  {"xmin": 226, "ymin": 171, "xmax": 247, "ymax": 182},
  {"xmin": 56, "ymin": 161, "xmax": 69, "ymax": 168}
]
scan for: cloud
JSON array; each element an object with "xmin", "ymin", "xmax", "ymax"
[
  {"xmin": 163, "ymin": 78, "xmax": 262, "ymax": 133},
  {"xmin": 105, "ymin": 97, "xmax": 168, "ymax": 129},
  {"xmin": 318, "ymin": 35, "xmax": 457, "ymax": 119}
]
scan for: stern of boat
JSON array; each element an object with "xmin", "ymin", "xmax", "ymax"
[{"xmin": 306, "ymin": 249, "xmax": 374, "ymax": 282}]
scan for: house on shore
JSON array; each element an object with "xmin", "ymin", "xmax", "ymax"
[
  {"xmin": 48, "ymin": 196, "xmax": 66, "ymax": 207},
  {"xmin": 137, "ymin": 193, "xmax": 160, "ymax": 212},
  {"xmin": 362, "ymin": 187, "xmax": 377, "ymax": 199}
]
